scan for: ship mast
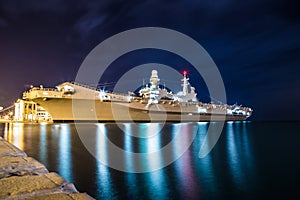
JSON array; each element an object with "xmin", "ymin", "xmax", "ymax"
[
  {"xmin": 150, "ymin": 70, "xmax": 160, "ymax": 89},
  {"xmin": 182, "ymin": 71, "xmax": 189, "ymax": 95}
]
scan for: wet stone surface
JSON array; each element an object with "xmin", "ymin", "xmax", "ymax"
[{"xmin": 0, "ymin": 137, "xmax": 94, "ymax": 200}]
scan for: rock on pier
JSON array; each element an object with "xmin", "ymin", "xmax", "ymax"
[{"xmin": 0, "ymin": 137, "xmax": 94, "ymax": 200}]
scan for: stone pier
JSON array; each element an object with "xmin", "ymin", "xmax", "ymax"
[{"xmin": 0, "ymin": 137, "xmax": 94, "ymax": 200}]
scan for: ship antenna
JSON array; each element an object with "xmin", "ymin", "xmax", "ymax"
[{"xmin": 182, "ymin": 70, "xmax": 189, "ymax": 95}]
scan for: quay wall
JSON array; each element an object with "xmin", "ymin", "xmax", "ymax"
[{"xmin": 0, "ymin": 136, "xmax": 94, "ymax": 200}]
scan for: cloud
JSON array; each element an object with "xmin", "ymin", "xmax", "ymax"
[{"xmin": 74, "ymin": 13, "xmax": 107, "ymax": 40}]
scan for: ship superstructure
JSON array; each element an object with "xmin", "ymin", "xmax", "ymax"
[{"xmin": 21, "ymin": 70, "xmax": 252, "ymax": 122}]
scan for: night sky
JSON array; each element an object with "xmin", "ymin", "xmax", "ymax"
[{"xmin": 0, "ymin": 0, "xmax": 299, "ymax": 121}]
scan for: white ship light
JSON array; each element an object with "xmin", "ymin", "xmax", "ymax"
[
  {"xmin": 99, "ymin": 90, "xmax": 110, "ymax": 100},
  {"xmin": 43, "ymin": 91, "xmax": 49, "ymax": 95},
  {"xmin": 198, "ymin": 107, "xmax": 207, "ymax": 113},
  {"xmin": 63, "ymin": 85, "xmax": 75, "ymax": 94},
  {"xmin": 126, "ymin": 96, "xmax": 132, "ymax": 102},
  {"xmin": 99, "ymin": 91, "xmax": 105, "ymax": 96},
  {"xmin": 227, "ymin": 109, "xmax": 233, "ymax": 115}
]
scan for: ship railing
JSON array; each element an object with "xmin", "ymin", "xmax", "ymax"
[
  {"xmin": 70, "ymin": 82, "xmax": 97, "ymax": 91},
  {"xmin": 108, "ymin": 92, "xmax": 129, "ymax": 97},
  {"xmin": 26, "ymin": 87, "xmax": 58, "ymax": 92},
  {"xmin": 23, "ymin": 88, "xmax": 63, "ymax": 99},
  {"xmin": 70, "ymin": 82, "xmax": 135, "ymax": 99},
  {"xmin": 100, "ymin": 89, "xmax": 132, "ymax": 97},
  {"xmin": 71, "ymin": 82, "xmax": 134, "ymax": 97}
]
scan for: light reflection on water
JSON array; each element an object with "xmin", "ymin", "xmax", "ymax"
[
  {"xmin": 4, "ymin": 123, "xmax": 24, "ymax": 150},
  {"xmin": 172, "ymin": 123, "xmax": 199, "ymax": 199},
  {"xmin": 59, "ymin": 124, "xmax": 73, "ymax": 183},
  {"xmin": 39, "ymin": 124, "xmax": 48, "ymax": 166},
  {"xmin": 226, "ymin": 122, "xmax": 256, "ymax": 191},
  {"xmin": 227, "ymin": 122, "xmax": 241, "ymax": 185},
  {"xmin": 0, "ymin": 121, "xmax": 263, "ymax": 200},
  {"xmin": 193, "ymin": 122, "xmax": 219, "ymax": 197},
  {"xmin": 95, "ymin": 124, "xmax": 115, "ymax": 200}
]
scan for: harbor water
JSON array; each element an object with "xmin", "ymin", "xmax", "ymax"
[{"xmin": 0, "ymin": 122, "xmax": 299, "ymax": 199}]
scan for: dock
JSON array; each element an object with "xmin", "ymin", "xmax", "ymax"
[
  {"xmin": 0, "ymin": 119, "xmax": 11, "ymax": 123},
  {"xmin": 0, "ymin": 137, "xmax": 94, "ymax": 199}
]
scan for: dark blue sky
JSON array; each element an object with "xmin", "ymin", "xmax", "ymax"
[{"xmin": 0, "ymin": 0, "xmax": 299, "ymax": 120}]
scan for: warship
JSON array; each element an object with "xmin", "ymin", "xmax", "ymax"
[{"xmin": 21, "ymin": 70, "xmax": 252, "ymax": 122}]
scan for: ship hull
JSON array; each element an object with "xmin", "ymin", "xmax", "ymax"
[{"xmin": 32, "ymin": 98, "xmax": 249, "ymax": 122}]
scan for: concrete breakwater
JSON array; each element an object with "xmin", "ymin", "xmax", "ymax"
[{"xmin": 0, "ymin": 137, "xmax": 94, "ymax": 200}]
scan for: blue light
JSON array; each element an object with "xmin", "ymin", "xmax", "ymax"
[
  {"xmin": 58, "ymin": 124, "xmax": 73, "ymax": 182},
  {"xmin": 194, "ymin": 122, "xmax": 219, "ymax": 194},
  {"xmin": 124, "ymin": 124, "xmax": 139, "ymax": 198},
  {"xmin": 137, "ymin": 123, "xmax": 163, "ymax": 172},
  {"xmin": 241, "ymin": 122, "xmax": 255, "ymax": 175},
  {"xmin": 95, "ymin": 124, "xmax": 115, "ymax": 199},
  {"xmin": 124, "ymin": 123, "xmax": 134, "ymax": 171},
  {"xmin": 139, "ymin": 123, "xmax": 169, "ymax": 199},
  {"xmin": 226, "ymin": 122, "xmax": 242, "ymax": 186}
]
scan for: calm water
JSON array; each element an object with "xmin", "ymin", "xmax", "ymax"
[{"xmin": 0, "ymin": 122, "xmax": 300, "ymax": 199}]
